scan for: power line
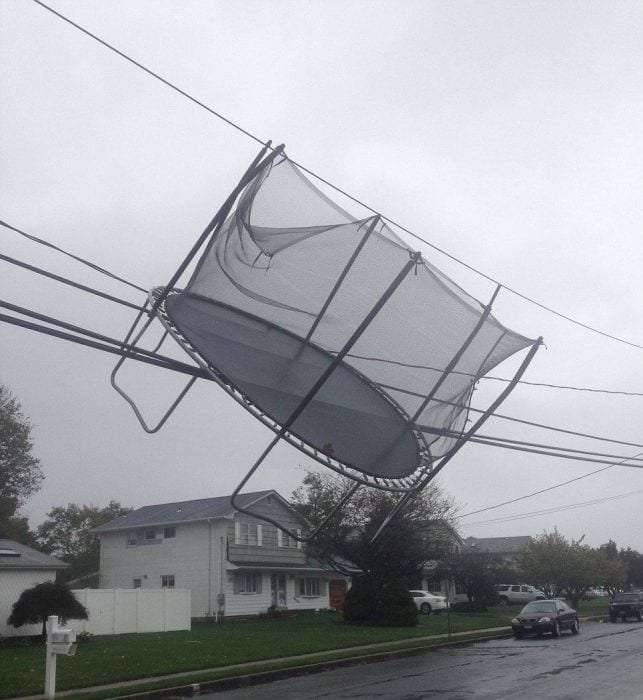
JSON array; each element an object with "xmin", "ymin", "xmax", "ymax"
[
  {"xmin": 3, "ymin": 231, "xmax": 640, "ymax": 399},
  {"xmin": 460, "ymin": 489, "xmax": 643, "ymax": 527},
  {"xmin": 381, "ymin": 384, "xmax": 643, "ymax": 449},
  {"xmin": 458, "ymin": 452, "xmax": 643, "ymax": 519},
  {"xmin": 1, "ymin": 219, "xmax": 146, "ymax": 293},
  {"xmin": 355, "ymin": 354, "xmax": 643, "ymax": 397},
  {"xmin": 31, "ymin": 0, "xmax": 643, "ymax": 352},
  {"xmin": 427, "ymin": 428, "xmax": 643, "ymax": 465}
]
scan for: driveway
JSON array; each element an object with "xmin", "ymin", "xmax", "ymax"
[{"xmin": 197, "ymin": 621, "xmax": 643, "ymax": 699}]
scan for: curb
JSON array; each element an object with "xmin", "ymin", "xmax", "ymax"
[{"xmin": 95, "ymin": 631, "xmax": 514, "ymax": 699}]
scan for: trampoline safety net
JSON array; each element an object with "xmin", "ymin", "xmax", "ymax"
[{"xmin": 153, "ymin": 152, "xmax": 536, "ymax": 484}]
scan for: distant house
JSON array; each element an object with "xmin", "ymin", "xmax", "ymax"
[
  {"xmin": 94, "ymin": 490, "xmax": 345, "ymax": 619},
  {"xmin": 0, "ymin": 538, "xmax": 68, "ymax": 637},
  {"xmin": 463, "ymin": 536, "xmax": 532, "ymax": 565}
]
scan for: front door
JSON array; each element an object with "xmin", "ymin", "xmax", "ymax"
[{"xmin": 271, "ymin": 573, "xmax": 286, "ymax": 607}]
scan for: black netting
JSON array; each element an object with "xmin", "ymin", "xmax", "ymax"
[{"xmin": 162, "ymin": 154, "xmax": 535, "ymax": 481}]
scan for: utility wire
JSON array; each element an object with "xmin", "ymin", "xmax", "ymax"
[
  {"xmin": 425, "ymin": 428, "xmax": 643, "ymax": 464},
  {"xmin": 1, "ymin": 219, "xmax": 146, "ymax": 293},
  {"xmin": 4, "ymin": 225, "xmax": 641, "ymax": 398},
  {"xmin": 355, "ymin": 354, "xmax": 643, "ymax": 396},
  {"xmin": 379, "ymin": 383, "xmax": 643, "ymax": 449},
  {"xmin": 458, "ymin": 452, "xmax": 643, "ymax": 519},
  {"xmin": 31, "ymin": 0, "xmax": 643, "ymax": 352},
  {"xmin": 0, "ymin": 252, "xmax": 145, "ymax": 312},
  {"xmin": 461, "ymin": 489, "xmax": 643, "ymax": 527}
]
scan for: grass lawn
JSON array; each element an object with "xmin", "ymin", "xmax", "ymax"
[{"xmin": 0, "ymin": 610, "xmax": 510, "ymax": 698}]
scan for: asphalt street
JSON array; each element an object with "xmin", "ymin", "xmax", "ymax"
[{"xmin": 197, "ymin": 621, "xmax": 643, "ymax": 699}]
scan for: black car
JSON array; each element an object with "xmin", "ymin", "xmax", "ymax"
[
  {"xmin": 609, "ymin": 592, "xmax": 643, "ymax": 622},
  {"xmin": 511, "ymin": 599, "xmax": 580, "ymax": 638}
]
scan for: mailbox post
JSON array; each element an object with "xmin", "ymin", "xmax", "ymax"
[{"xmin": 45, "ymin": 615, "xmax": 77, "ymax": 699}]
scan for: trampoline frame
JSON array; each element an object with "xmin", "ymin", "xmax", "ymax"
[{"xmin": 111, "ymin": 143, "xmax": 542, "ymax": 543}]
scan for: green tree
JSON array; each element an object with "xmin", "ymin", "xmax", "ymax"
[
  {"xmin": 519, "ymin": 529, "xmax": 600, "ymax": 607},
  {"xmin": 7, "ymin": 581, "xmax": 88, "ymax": 637},
  {"xmin": 0, "ymin": 385, "xmax": 43, "ymax": 540},
  {"xmin": 438, "ymin": 550, "xmax": 501, "ymax": 604},
  {"xmin": 37, "ymin": 501, "xmax": 131, "ymax": 584},
  {"xmin": 619, "ymin": 547, "xmax": 643, "ymax": 589},
  {"xmin": 291, "ymin": 472, "xmax": 457, "ymax": 624}
]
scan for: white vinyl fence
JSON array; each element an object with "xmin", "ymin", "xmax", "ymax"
[{"xmin": 70, "ymin": 588, "xmax": 191, "ymax": 635}]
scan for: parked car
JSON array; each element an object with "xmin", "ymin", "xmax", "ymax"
[
  {"xmin": 496, "ymin": 584, "xmax": 546, "ymax": 605},
  {"xmin": 511, "ymin": 599, "xmax": 580, "ymax": 638},
  {"xmin": 609, "ymin": 591, "xmax": 643, "ymax": 622},
  {"xmin": 409, "ymin": 590, "xmax": 448, "ymax": 614}
]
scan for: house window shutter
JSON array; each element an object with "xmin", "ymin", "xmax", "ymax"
[
  {"xmin": 256, "ymin": 573, "xmax": 262, "ymax": 594},
  {"xmin": 257, "ymin": 524, "xmax": 262, "ymax": 547},
  {"xmin": 234, "ymin": 520, "xmax": 240, "ymax": 545},
  {"xmin": 233, "ymin": 573, "xmax": 241, "ymax": 594},
  {"xmin": 297, "ymin": 529, "xmax": 302, "ymax": 548},
  {"xmin": 277, "ymin": 529, "xmax": 283, "ymax": 547}
]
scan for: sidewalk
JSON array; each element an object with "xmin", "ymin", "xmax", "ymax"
[{"xmin": 20, "ymin": 627, "xmax": 512, "ymax": 700}]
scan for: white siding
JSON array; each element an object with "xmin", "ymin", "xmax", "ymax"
[
  {"xmin": 0, "ymin": 570, "xmax": 57, "ymax": 636},
  {"xmin": 99, "ymin": 519, "xmax": 228, "ymax": 618}
]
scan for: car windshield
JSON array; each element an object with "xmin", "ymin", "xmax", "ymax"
[
  {"xmin": 522, "ymin": 601, "xmax": 556, "ymax": 614},
  {"xmin": 614, "ymin": 593, "xmax": 638, "ymax": 602}
]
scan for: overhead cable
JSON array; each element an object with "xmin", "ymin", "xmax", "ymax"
[
  {"xmin": 461, "ymin": 489, "xmax": 643, "ymax": 527},
  {"xmin": 1, "ymin": 219, "xmax": 146, "ymax": 293},
  {"xmin": 458, "ymin": 451, "xmax": 643, "ymax": 519},
  {"xmin": 31, "ymin": 0, "xmax": 643, "ymax": 351}
]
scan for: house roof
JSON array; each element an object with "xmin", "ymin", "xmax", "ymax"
[
  {"xmin": 93, "ymin": 490, "xmax": 291, "ymax": 533},
  {"xmin": 0, "ymin": 538, "xmax": 68, "ymax": 571},
  {"xmin": 464, "ymin": 536, "xmax": 531, "ymax": 554}
]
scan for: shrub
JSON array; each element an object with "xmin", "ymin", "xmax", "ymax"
[
  {"xmin": 374, "ymin": 580, "xmax": 418, "ymax": 627},
  {"xmin": 7, "ymin": 581, "xmax": 88, "ymax": 637},
  {"xmin": 343, "ymin": 577, "xmax": 378, "ymax": 624}
]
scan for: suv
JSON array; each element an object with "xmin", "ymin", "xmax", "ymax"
[
  {"xmin": 496, "ymin": 584, "xmax": 546, "ymax": 605},
  {"xmin": 609, "ymin": 591, "xmax": 643, "ymax": 622}
]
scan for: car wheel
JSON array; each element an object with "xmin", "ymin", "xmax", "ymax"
[
  {"xmin": 636, "ymin": 612, "xmax": 642, "ymax": 622},
  {"xmin": 552, "ymin": 620, "xmax": 561, "ymax": 637},
  {"xmin": 571, "ymin": 618, "xmax": 580, "ymax": 635},
  {"xmin": 420, "ymin": 603, "xmax": 431, "ymax": 614},
  {"xmin": 610, "ymin": 616, "xmax": 617, "ymax": 623},
  {"xmin": 514, "ymin": 631, "xmax": 523, "ymax": 639},
  {"xmin": 498, "ymin": 597, "xmax": 509, "ymax": 606}
]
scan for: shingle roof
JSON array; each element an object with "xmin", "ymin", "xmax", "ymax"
[
  {"xmin": 93, "ymin": 490, "xmax": 282, "ymax": 533},
  {"xmin": 0, "ymin": 538, "xmax": 68, "ymax": 570}
]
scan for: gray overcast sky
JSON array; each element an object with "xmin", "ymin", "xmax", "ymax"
[{"xmin": 1, "ymin": 0, "xmax": 641, "ymax": 550}]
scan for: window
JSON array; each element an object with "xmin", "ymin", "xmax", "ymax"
[
  {"xmin": 133, "ymin": 578, "xmax": 142, "ymax": 589},
  {"xmin": 161, "ymin": 575, "xmax": 175, "ymax": 588},
  {"xmin": 235, "ymin": 521, "xmax": 262, "ymax": 546},
  {"xmin": 277, "ymin": 528, "xmax": 302, "ymax": 548},
  {"xmin": 145, "ymin": 529, "xmax": 156, "ymax": 541},
  {"xmin": 296, "ymin": 577, "xmax": 321, "ymax": 597},
  {"xmin": 234, "ymin": 572, "xmax": 262, "ymax": 594},
  {"xmin": 127, "ymin": 532, "xmax": 137, "ymax": 546},
  {"xmin": 163, "ymin": 527, "xmax": 176, "ymax": 539}
]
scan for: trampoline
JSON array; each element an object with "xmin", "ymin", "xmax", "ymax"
[{"xmin": 112, "ymin": 142, "xmax": 541, "ymax": 541}]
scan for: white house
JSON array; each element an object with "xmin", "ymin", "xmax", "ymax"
[
  {"xmin": 94, "ymin": 490, "xmax": 345, "ymax": 619},
  {"xmin": 0, "ymin": 538, "xmax": 68, "ymax": 637}
]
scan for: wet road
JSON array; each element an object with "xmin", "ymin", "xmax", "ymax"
[{"xmin": 199, "ymin": 621, "xmax": 643, "ymax": 699}]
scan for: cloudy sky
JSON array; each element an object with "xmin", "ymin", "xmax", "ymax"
[{"xmin": 1, "ymin": 0, "xmax": 641, "ymax": 550}]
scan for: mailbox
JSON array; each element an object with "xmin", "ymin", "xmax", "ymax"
[{"xmin": 49, "ymin": 628, "xmax": 77, "ymax": 656}]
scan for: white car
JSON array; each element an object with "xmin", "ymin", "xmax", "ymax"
[{"xmin": 409, "ymin": 590, "xmax": 448, "ymax": 614}]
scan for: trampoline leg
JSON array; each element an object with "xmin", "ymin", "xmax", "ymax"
[{"xmin": 111, "ymin": 306, "xmax": 198, "ymax": 433}]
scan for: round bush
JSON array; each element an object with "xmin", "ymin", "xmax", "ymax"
[{"xmin": 374, "ymin": 580, "xmax": 418, "ymax": 627}]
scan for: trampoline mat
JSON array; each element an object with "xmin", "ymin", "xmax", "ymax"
[{"xmin": 164, "ymin": 293, "xmax": 422, "ymax": 479}]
